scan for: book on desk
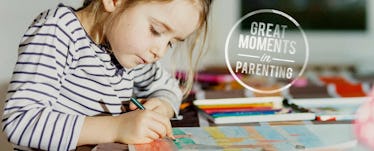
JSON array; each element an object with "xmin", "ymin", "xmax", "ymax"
[
  {"xmin": 193, "ymin": 97, "xmax": 315, "ymax": 124},
  {"xmin": 193, "ymin": 96, "xmax": 368, "ymax": 124}
]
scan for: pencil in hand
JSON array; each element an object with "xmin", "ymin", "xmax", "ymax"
[{"xmin": 130, "ymin": 98, "xmax": 145, "ymax": 110}]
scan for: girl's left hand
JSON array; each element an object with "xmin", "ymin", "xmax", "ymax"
[{"xmin": 129, "ymin": 98, "xmax": 175, "ymax": 118}]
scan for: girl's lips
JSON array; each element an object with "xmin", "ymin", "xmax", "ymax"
[
  {"xmin": 138, "ymin": 56, "xmax": 148, "ymax": 64},
  {"xmin": 141, "ymin": 58, "xmax": 147, "ymax": 64}
]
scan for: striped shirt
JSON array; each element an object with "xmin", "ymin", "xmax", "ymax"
[{"xmin": 2, "ymin": 4, "xmax": 182, "ymax": 151}]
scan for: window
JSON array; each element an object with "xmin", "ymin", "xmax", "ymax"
[{"xmin": 240, "ymin": 0, "xmax": 366, "ymax": 31}]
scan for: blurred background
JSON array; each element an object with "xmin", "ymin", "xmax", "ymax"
[
  {"xmin": 1, "ymin": 0, "xmax": 373, "ymax": 150},
  {"xmin": 204, "ymin": 0, "xmax": 374, "ymax": 73}
]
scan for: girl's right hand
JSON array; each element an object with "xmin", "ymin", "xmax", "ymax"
[{"xmin": 114, "ymin": 109, "xmax": 175, "ymax": 144}]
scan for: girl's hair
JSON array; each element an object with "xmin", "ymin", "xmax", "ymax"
[{"xmin": 79, "ymin": 0, "xmax": 212, "ymax": 98}]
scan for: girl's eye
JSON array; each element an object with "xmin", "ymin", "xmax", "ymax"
[
  {"xmin": 168, "ymin": 41, "xmax": 174, "ymax": 48},
  {"xmin": 150, "ymin": 26, "xmax": 161, "ymax": 36}
]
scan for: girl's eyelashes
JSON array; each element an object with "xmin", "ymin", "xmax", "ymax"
[
  {"xmin": 150, "ymin": 25, "xmax": 175, "ymax": 48},
  {"xmin": 168, "ymin": 41, "xmax": 174, "ymax": 48},
  {"xmin": 150, "ymin": 26, "xmax": 161, "ymax": 36}
]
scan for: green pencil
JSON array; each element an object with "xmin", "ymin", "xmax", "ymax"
[{"xmin": 130, "ymin": 98, "xmax": 145, "ymax": 110}]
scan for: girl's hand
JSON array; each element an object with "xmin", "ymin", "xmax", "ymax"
[
  {"xmin": 129, "ymin": 98, "xmax": 175, "ymax": 118},
  {"xmin": 114, "ymin": 109, "xmax": 174, "ymax": 144}
]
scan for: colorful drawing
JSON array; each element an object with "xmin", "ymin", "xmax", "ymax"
[
  {"xmin": 128, "ymin": 138, "xmax": 178, "ymax": 151},
  {"xmin": 129, "ymin": 124, "xmax": 356, "ymax": 151}
]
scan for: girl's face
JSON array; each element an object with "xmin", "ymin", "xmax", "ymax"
[{"xmin": 106, "ymin": 0, "xmax": 200, "ymax": 69}]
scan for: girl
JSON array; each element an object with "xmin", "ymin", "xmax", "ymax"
[{"xmin": 2, "ymin": 0, "xmax": 211, "ymax": 150}]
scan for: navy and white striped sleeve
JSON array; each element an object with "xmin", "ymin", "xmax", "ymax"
[
  {"xmin": 133, "ymin": 62, "xmax": 183, "ymax": 115},
  {"xmin": 1, "ymin": 11, "xmax": 84, "ymax": 150}
]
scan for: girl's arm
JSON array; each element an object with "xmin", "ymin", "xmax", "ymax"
[
  {"xmin": 2, "ymin": 8, "xmax": 84, "ymax": 151},
  {"xmin": 77, "ymin": 116, "xmax": 119, "ymax": 145}
]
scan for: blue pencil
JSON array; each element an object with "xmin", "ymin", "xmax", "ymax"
[{"xmin": 211, "ymin": 110, "xmax": 277, "ymax": 118}]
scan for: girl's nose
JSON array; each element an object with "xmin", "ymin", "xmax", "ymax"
[
  {"xmin": 150, "ymin": 46, "xmax": 168, "ymax": 60},
  {"xmin": 150, "ymin": 48, "xmax": 160, "ymax": 60}
]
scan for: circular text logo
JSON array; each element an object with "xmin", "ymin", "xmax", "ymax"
[{"xmin": 225, "ymin": 9, "xmax": 309, "ymax": 94}]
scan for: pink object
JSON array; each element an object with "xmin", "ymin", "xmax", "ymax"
[
  {"xmin": 175, "ymin": 71, "xmax": 242, "ymax": 83},
  {"xmin": 196, "ymin": 74, "xmax": 234, "ymax": 83},
  {"xmin": 292, "ymin": 77, "xmax": 308, "ymax": 87},
  {"xmin": 354, "ymin": 88, "xmax": 374, "ymax": 149}
]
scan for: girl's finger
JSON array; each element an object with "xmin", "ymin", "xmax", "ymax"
[
  {"xmin": 149, "ymin": 111, "xmax": 175, "ymax": 139},
  {"xmin": 147, "ymin": 119, "xmax": 167, "ymax": 138},
  {"xmin": 143, "ymin": 99, "xmax": 161, "ymax": 110},
  {"xmin": 146, "ymin": 128, "xmax": 160, "ymax": 140}
]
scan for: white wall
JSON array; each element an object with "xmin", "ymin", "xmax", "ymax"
[{"xmin": 0, "ymin": 1, "xmax": 83, "ymax": 150}]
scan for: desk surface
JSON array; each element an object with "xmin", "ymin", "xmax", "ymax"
[
  {"xmin": 77, "ymin": 103, "xmax": 371, "ymax": 151},
  {"xmin": 82, "ymin": 124, "xmax": 369, "ymax": 151}
]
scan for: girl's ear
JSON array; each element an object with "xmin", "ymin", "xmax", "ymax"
[{"xmin": 102, "ymin": 0, "xmax": 121, "ymax": 12}]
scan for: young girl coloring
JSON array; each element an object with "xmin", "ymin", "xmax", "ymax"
[{"xmin": 2, "ymin": 0, "xmax": 211, "ymax": 150}]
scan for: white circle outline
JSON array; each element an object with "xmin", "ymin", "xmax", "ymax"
[{"xmin": 225, "ymin": 9, "xmax": 309, "ymax": 94}]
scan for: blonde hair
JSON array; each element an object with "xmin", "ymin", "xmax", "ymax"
[{"xmin": 79, "ymin": 0, "xmax": 212, "ymax": 98}]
